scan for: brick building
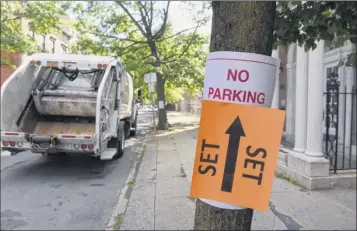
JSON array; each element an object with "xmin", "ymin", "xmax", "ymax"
[{"xmin": 0, "ymin": 52, "xmax": 22, "ymax": 86}]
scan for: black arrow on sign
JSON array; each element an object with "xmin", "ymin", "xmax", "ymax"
[{"xmin": 221, "ymin": 116, "xmax": 246, "ymax": 192}]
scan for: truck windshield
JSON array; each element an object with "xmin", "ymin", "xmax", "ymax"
[{"xmin": 44, "ymin": 67, "xmax": 105, "ymax": 91}]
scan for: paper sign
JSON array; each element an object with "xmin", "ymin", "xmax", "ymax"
[
  {"xmin": 144, "ymin": 73, "xmax": 157, "ymax": 83},
  {"xmin": 203, "ymin": 51, "xmax": 280, "ymax": 106},
  {"xmin": 148, "ymin": 82, "xmax": 155, "ymax": 93},
  {"xmin": 190, "ymin": 51, "xmax": 282, "ymax": 211},
  {"xmin": 150, "ymin": 73, "xmax": 157, "ymax": 83},
  {"xmin": 144, "ymin": 73, "xmax": 151, "ymax": 83},
  {"xmin": 158, "ymin": 100, "xmax": 164, "ymax": 109},
  {"xmin": 190, "ymin": 101, "xmax": 285, "ymax": 212}
]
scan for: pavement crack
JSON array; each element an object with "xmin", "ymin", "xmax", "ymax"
[
  {"xmin": 1, "ymin": 160, "xmax": 29, "ymax": 172},
  {"xmin": 180, "ymin": 165, "xmax": 187, "ymax": 178},
  {"xmin": 272, "ymin": 215, "xmax": 277, "ymax": 230},
  {"xmin": 153, "ymin": 136, "xmax": 159, "ymax": 230},
  {"xmin": 171, "ymin": 135, "xmax": 191, "ymax": 188},
  {"xmin": 269, "ymin": 201, "xmax": 304, "ymax": 230}
]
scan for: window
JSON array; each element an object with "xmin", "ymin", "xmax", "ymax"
[
  {"xmin": 50, "ymin": 37, "xmax": 56, "ymax": 53},
  {"xmin": 42, "ymin": 35, "xmax": 46, "ymax": 52},
  {"xmin": 327, "ymin": 66, "xmax": 339, "ymax": 76},
  {"xmin": 44, "ymin": 67, "xmax": 105, "ymax": 91},
  {"xmin": 29, "ymin": 29, "xmax": 35, "ymax": 39},
  {"xmin": 121, "ymin": 73, "xmax": 130, "ymax": 105},
  {"xmin": 61, "ymin": 44, "xmax": 67, "ymax": 53}
]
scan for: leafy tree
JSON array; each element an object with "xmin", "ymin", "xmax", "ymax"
[
  {"xmin": 274, "ymin": 1, "xmax": 357, "ymax": 66},
  {"xmin": 70, "ymin": 1, "xmax": 208, "ymax": 128},
  {"xmin": 0, "ymin": 1, "xmax": 68, "ymax": 66},
  {"xmin": 115, "ymin": 0, "xmax": 209, "ymax": 130},
  {"xmin": 196, "ymin": 1, "xmax": 356, "ymax": 66}
]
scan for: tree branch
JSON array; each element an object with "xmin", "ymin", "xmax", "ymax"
[
  {"xmin": 115, "ymin": 44, "xmax": 147, "ymax": 56},
  {"xmin": 158, "ymin": 23, "xmax": 205, "ymax": 42},
  {"xmin": 149, "ymin": 1, "xmax": 154, "ymax": 28},
  {"xmin": 138, "ymin": 1, "xmax": 150, "ymax": 24},
  {"xmin": 137, "ymin": 1, "xmax": 152, "ymax": 37},
  {"xmin": 152, "ymin": 0, "xmax": 171, "ymax": 40},
  {"xmin": 82, "ymin": 30, "xmax": 147, "ymax": 44},
  {"xmin": 1, "ymin": 15, "xmax": 25, "ymax": 23},
  {"xmin": 161, "ymin": 22, "xmax": 201, "ymax": 63},
  {"xmin": 116, "ymin": 1, "xmax": 148, "ymax": 38}
]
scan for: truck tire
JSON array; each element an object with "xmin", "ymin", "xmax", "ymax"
[
  {"xmin": 130, "ymin": 113, "xmax": 138, "ymax": 137},
  {"xmin": 130, "ymin": 126, "xmax": 137, "ymax": 137},
  {"xmin": 115, "ymin": 122, "xmax": 125, "ymax": 158},
  {"xmin": 124, "ymin": 121, "xmax": 131, "ymax": 139}
]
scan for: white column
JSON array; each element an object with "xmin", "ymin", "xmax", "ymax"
[
  {"xmin": 344, "ymin": 66, "xmax": 355, "ymax": 147},
  {"xmin": 305, "ymin": 40, "xmax": 325, "ymax": 157},
  {"xmin": 293, "ymin": 46, "xmax": 308, "ymax": 153},
  {"xmin": 271, "ymin": 48, "xmax": 280, "ymax": 109},
  {"xmin": 285, "ymin": 44, "xmax": 296, "ymax": 138}
]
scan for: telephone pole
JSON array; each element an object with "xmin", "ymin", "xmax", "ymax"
[{"xmin": 193, "ymin": 1, "xmax": 276, "ymax": 230}]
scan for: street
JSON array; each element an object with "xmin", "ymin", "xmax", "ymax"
[{"xmin": 0, "ymin": 109, "xmax": 153, "ymax": 230}]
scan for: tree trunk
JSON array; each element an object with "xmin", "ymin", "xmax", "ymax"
[
  {"xmin": 156, "ymin": 72, "xmax": 168, "ymax": 129},
  {"xmin": 150, "ymin": 42, "xmax": 168, "ymax": 130},
  {"xmin": 194, "ymin": 1, "xmax": 276, "ymax": 230}
]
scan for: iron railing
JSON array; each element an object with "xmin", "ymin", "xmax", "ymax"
[{"xmin": 324, "ymin": 72, "xmax": 357, "ymax": 173}]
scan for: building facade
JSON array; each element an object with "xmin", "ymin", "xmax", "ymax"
[
  {"xmin": 1, "ymin": 16, "xmax": 75, "ymax": 86},
  {"xmin": 274, "ymin": 41, "xmax": 356, "ymax": 189},
  {"xmin": 174, "ymin": 40, "xmax": 356, "ymax": 189}
]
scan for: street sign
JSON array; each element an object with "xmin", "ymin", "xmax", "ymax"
[
  {"xmin": 202, "ymin": 51, "xmax": 280, "ymax": 107},
  {"xmin": 150, "ymin": 72, "xmax": 157, "ymax": 83},
  {"xmin": 144, "ymin": 73, "xmax": 157, "ymax": 83},
  {"xmin": 148, "ymin": 82, "xmax": 155, "ymax": 93},
  {"xmin": 189, "ymin": 51, "xmax": 285, "ymax": 212}
]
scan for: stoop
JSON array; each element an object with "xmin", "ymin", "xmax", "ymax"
[{"xmin": 276, "ymin": 148, "xmax": 356, "ymax": 190}]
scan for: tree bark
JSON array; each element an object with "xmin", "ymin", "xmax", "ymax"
[
  {"xmin": 156, "ymin": 72, "xmax": 167, "ymax": 129},
  {"xmin": 194, "ymin": 1, "xmax": 276, "ymax": 230},
  {"xmin": 149, "ymin": 41, "xmax": 168, "ymax": 130}
]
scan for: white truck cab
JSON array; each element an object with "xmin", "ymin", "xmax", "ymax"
[{"xmin": 1, "ymin": 53, "xmax": 139, "ymax": 160}]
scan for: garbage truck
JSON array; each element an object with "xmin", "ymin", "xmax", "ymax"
[{"xmin": 1, "ymin": 53, "xmax": 140, "ymax": 160}]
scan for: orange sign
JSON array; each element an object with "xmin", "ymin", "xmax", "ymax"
[{"xmin": 189, "ymin": 100, "xmax": 286, "ymax": 212}]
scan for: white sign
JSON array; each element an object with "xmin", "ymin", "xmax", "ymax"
[
  {"xmin": 148, "ymin": 82, "xmax": 155, "ymax": 93},
  {"xmin": 144, "ymin": 73, "xmax": 150, "ymax": 83},
  {"xmin": 150, "ymin": 73, "xmax": 157, "ymax": 83},
  {"xmin": 203, "ymin": 51, "xmax": 280, "ymax": 107},
  {"xmin": 200, "ymin": 51, "xmax": 280, "ymax": 210},
  {"xmin": 158, "ymin": 100, "xmax": 164, "ymax": 109},
  {"xmin": 144, "ymin": 73, "xmax": 157, "ymax": 83}
]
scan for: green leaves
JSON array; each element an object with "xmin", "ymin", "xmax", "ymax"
[
  {"xmin": 1, "ymin": 1, "xmax": 67, "ymax": 65},
  {"xmin": 71, "ymin": 1, "xmax": 208, "ymax": 103},
  {"xmin": 275, "ymin": 1, "xmax": 357, "ymax": 57}
]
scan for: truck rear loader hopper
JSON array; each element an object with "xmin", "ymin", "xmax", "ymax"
[{"xmin": 1, "ymin": 53, "xmax": 139, "ymax": 160}]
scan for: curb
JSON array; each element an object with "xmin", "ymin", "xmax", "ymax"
[{"xmin": 106, "ymin": 129, "xmax": 152, "ymax": 230}]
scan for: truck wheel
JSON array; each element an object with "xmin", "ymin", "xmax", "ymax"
[
  {"xmin": 130, "ymin": 128, "xmax": 137, "ymax": 137},
  {"xmin": 130, "ymin": 123, "xmax": 137, "ymax": 137},
  {"xmin": 124, "ymin": 121, "xmax": 131, "ymax": 139},
  {"xmin": 130, "ymin": 113, "xmax": 138, "ymax": 137},
  {"xmin": 115, "ymin": 122, "xmax": 125, "ymax": 158}
]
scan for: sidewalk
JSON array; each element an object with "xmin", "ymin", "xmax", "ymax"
[{"xmin": 119, "ymin": 111, "xmax": 356, "ymax": 230}]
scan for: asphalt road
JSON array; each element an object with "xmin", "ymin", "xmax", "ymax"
[{"xmin": 0, "ymin": 109, "xmax": 154, "ymax": 230}]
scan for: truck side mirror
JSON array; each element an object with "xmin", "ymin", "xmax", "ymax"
[{"xmin": 137, "ymin": 89, "xmax": 142, "ymax": 98}]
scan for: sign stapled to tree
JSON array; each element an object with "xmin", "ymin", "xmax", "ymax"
[{"xmin": 189, "ymin": 51, "xmax": 286, "ymax": 212}]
